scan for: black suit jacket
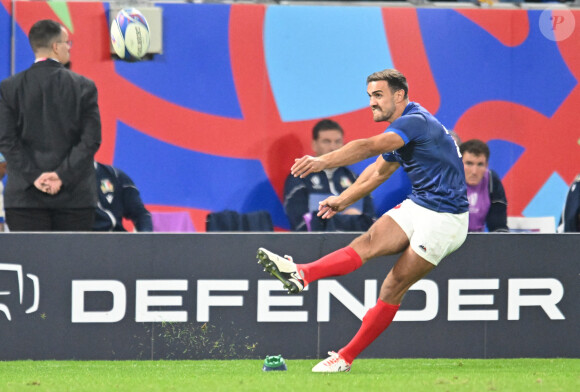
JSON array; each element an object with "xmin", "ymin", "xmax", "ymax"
[{"xmin": 0, "ymin": 60, "xmax": 101, "ymax": 209}]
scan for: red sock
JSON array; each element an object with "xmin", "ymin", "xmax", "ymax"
[
  {"xmin": 297, "ymin": 246, "xmax": 362, "ymax": 286},
  {"xmin": 338, "ymin": 298, "xmax": 400, "ymax": 364}
]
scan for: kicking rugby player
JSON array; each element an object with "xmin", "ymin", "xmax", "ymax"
[{"xmin": 258, "ymin": 69, "xmax": 468, "ymax": 372}]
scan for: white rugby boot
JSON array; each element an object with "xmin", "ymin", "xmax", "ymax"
[
  {"xmin": 312, "ymin": 351, "xmax": 351, "ymax": 373},
  {"xmin": 257, "ymin": 247, "xmax": 304, "ymax": 294}
]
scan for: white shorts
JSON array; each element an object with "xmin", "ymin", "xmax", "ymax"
[{"xmin": 385, "ymin": 199, "xmax": 468, "ymax": 266}]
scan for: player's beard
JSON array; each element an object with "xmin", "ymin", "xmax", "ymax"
[{"xmin": 372, "ymin": 97, "xmax": 396, "ymax": 122}]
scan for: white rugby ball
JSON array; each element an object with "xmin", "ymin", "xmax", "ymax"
[{"xmin": 110, "ymin": 8, "xmax": 150, "ymax": 61}]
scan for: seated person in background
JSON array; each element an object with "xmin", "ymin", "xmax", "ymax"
[
  {"xmin": 93, "ymin": 162, "xmax": 152, "ymax": 232},
  {"xmin": 284, "ymin": 119, "xmax": 375, "ymax": 231},
  {"xmin": 460, "ymin": 139, "xmax": 508, "ymax": 232},
  {"xmin": 558, "ymin": 174, "xmax": 580, "ymax": 232},
  {"xmin": 0, "ymin": 153, "xmax": 5, "ymax": 231}
]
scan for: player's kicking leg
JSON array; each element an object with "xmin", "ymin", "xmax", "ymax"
[
  {"xmin": 257, "ymin": 247, "xmax": 304, "ymax": 294},
  {"xmin": 257, "ymin": 244, "xmax": 368, "ymax": 295}
]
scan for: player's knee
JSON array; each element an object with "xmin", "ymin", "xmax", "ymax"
[{"xmin": 349, "ymin": 233, "xmax": 372, "ymax": 259}]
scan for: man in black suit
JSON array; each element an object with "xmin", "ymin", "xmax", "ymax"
[{"xmin": 0, "ymin": 19, "xmax": 101, "ymax": 231}]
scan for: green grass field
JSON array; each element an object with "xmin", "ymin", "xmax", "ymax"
[{"xmin": 0, "ymin": 358, "xmax": 578, "ymax": 391}]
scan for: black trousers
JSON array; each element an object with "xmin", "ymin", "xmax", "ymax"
[{"xmin": 5, "ymin": 208, "xmax": 95, "ymax": 232}]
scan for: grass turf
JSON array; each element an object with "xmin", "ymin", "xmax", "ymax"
[{"xmin": 0, "ymin": 358, "xmax": 578, "ymax": 391}]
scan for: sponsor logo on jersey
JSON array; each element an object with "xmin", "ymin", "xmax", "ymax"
[
  {"xmin": 100, "ymin": 179, "xmax": 114, "ymax": 194},
  {"xmin": 340, "ymin": 176, "xmax": 353, "ymax": 189},
  {"xmin": 311, "ymin": 175, "xmax": 324, "ymax": 190}
]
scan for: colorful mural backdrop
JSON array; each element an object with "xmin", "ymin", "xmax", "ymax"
[{"xmin": 1, "ymin": 1, "xmax": 579, "ymax": 231}]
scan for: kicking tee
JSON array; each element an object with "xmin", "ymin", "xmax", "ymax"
[{"xmin": 382, "ymin": 102, "xmax": 468, "ymax": 214}]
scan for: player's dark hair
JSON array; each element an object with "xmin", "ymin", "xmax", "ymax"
[
  {"xmin": 460, "ymin": 139, "xmax": 490, "ymax": 160},
  {"xmin": 367, "ymin": 69, "xmax": 408, "ymax": 99},
  {"xmin": 312, "ymin": 119, "xmax": 343, "ymax": 141},
  {"xmin": 29, "ymin": 19, "xmax": 63, "ymax": 53}
]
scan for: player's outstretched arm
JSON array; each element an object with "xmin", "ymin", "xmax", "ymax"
[
  {"xmin": 318, "ymin": 157, "xmax": 400, "ymax": 219},
  {"xmin": 291, "ymin": 132, "xmax": 404, "ymax": 178}
]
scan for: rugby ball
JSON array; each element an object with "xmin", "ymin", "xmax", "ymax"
[{"xmin": 110, "ymin": 8, "xmax": 150, "ymax": 61}]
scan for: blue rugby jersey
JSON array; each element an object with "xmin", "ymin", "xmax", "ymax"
[{"xmin": 382, "ymin": 102, "xmax": 468, "ymax": 214}]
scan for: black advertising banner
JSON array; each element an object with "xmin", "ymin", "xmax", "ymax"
[{"xmin": 0, "ymin": 233, "xmax": 577, "ymax": 360}]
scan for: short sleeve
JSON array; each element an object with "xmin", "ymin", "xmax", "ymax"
[{"xmin": 388, "ymin": 114, "xmax": 427, "ymax": 143}]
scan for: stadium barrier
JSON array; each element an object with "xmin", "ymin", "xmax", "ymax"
[{"xmin": 0, "ymin": 233, "xmax": 577, "ymax": 360}]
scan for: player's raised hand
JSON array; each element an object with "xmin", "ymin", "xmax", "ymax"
[{"xmin": 291, "ymin": 155, "xmax": 326, "ymax": 178}]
